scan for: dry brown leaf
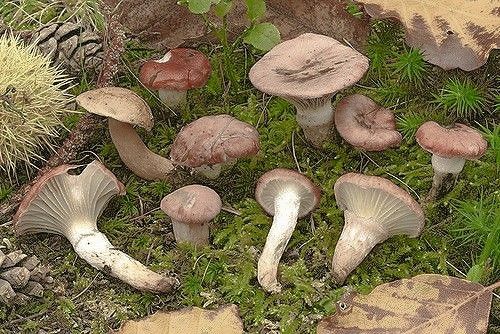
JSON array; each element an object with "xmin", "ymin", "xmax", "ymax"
[
  {"xmin": 356, "ymin": 0, "xmax": 500, "ymax": 70},
  {"xmin": 115, "ymin": 304, "xmax": 244, "ymax": 334},
  {"xmin": 317, "ymin": 274, "xmax": 500, "ymax": 334},
  {"xmin": 104, "ymin": 0, "xmax": 369, "ymax": 50}
]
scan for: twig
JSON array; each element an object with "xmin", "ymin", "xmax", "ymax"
[
  {"xmin": 291, "ymin": 131, "xmax": 302, "ymax": 173},
  {"xmin": 72, "ymin": 272, "xmax": 101, "ymax": 301},
  {"xmin": 221, "ymin": 206, "xmax": 241, "ymax": 216},
  {"xmin": 9, "ymin": 311, "xmax": 47, "ymax": 325}
]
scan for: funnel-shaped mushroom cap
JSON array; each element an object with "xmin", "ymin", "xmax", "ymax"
[
  {"xmin": 161, "ymin": 185, "xmax": 222, "ymax": 225},
  {"xmin": 334, "ymin": 173, "xmax": 424, "ymax": 237},
  {"xmin": 14, "ymin": 161, "xmax": 125, "ymax": 238},
  {"xmin": 255, "ymin": 169, "xmax": 321, "ymax": 218},
  {"xmin": 139, "ymin": 48, "xmax": 212, "ymax": 91},
  {"xmin": 249, "ymin": 33, "xmax": 369, "ymax": 101},
  {"xmin": 335, "ymin": 94, "xmax": 402, "ymax": 151},
  {"xmin": 76, "ymin": 87, "xmax": 153, "ymax": 130},
  {"xmin": 170, "ymin": 114, "xmax": 260, "ymax": 168},
  {"xmin": 415, "ymin": 121, "xmax": 487, "ymax": 159}
]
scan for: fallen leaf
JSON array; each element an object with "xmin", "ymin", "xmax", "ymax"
[
  {"xmin": 115, "ymin": 304, "xmax": 244, "ymax": 334},
  {"xmin": 104, "ymin": 0, "xmax": 369, "ymax": 50},
  {"xmin": 317, "ymin": 274, "xmax": 500, "ymax": 334},
  {"xmin": 355, "ymin": 0, "xmax": 500, "ymax": 71}
]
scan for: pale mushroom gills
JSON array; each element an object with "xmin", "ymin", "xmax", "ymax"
[
  {"xmin": 255, "ymin": 169, "xmax": 321, "ymax": 292},
  {"xmin": 332, "ymin": 173, "xmax": 424, "ymax": 284},
  {"xmin": 249, "ymin": 33, "xmax": 369, "ymax": 147},
  {"xmin": 13, "ymin": 161, "xmax": 178, "ymax": 293}
]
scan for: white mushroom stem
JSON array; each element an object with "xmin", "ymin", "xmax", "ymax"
[
  {"xmin": 292, "ymin": 98, "xmax": 334, "ymax": 147},
  {"xmin": 108, "ymin": 118, "xmax": 174, "ymax": 180},
  {"xmin": 69, "ymin": 225, "xmax": 178, "ymax": 292},
  {"xmin": 258, "ymin": 189, "xmax": 301, "ymax": 293},
  {"xmin": 171, "ymin": 220, "xmax": 210, "ymax": 246},
  {"xmin": 332, "ymin": 211, "xmax": 388, "ymax": 284},
  {"xmin": 428, "ymin": 154, "xmax": 466, "ymax": 199},
  {"xmin": 158, "ymin": 89, "xmax": 187, "ymax": 107}
]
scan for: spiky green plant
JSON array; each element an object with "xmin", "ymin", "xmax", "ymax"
[
  {"xmin": 396, "ymin": 111, "xmax": 427, "ymax": 140},
  {"xmin": 479, "ymin": 122, "xmax": 500, "ymax": 172},
  {"xmin": 0, "ymin": 34, "xmax": 73, "ymax": 178},
  {"xmin": 392, "ymin": 47, "xmax": 428, "ymax": 84},
  {"xmin": 433, "ymin": 78, "xmax": 487, "ymax": 119}
]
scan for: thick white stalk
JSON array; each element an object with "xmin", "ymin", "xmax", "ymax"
[
  {"xmin": 332, "ymin": 211, "xmax": 387, "ymax": 284},
  {"xmin": 294, "ymin": 100, "xmax": 333, "ymax": 147},
  {"xmin": 69, "ymin": 224, "xmax": 178, "ymax": 293},
  {"xmin": 428, "ymin": 154, "xmax": 466, "ymax": 200},
  {"xmin": 108, "ymin": 118, "xmax": 174, "ymax": 181},
  {"xmin": 171, "ymin": 220, "xmax": 210, "ymax": 246},
  {"xmin": 258, "ymin": 190, "xmax": 300, "ymax": 293},
  {"xmin": 158, "ymin": 89, "xmax": 187, "ymax": 107}
]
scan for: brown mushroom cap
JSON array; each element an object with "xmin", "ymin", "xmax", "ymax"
[
  {"xmin": 335, "ymin": 94, "xmax": 402, "ymax": 151},
  {"xmin": 76, "ymin": 87, "xmax": 153, "ymax": 130},
  {"xmin": 415, "ymin": 121, "xmax": 487, "ymax": 159},
  {"xmin": 334, "ymin": 173, "xmax": 424, "ymax": 237},
  {"xmin": 139, "ymin": 48, "xmax": 211, "ymax": 91},
  {"xmin": 249, "ymin": 33, "xmax": 369, "ymax": 102},
  {"xmin": 160, "ymin": 185, "xmax": 222, "ymax": 225},
  {"xmin": 170, "ymin": 114, "xmax": 260, "ymax": 168},
  {"xmin": 255, "ymin": 169, "xmax": 321, "ymax": 218}
]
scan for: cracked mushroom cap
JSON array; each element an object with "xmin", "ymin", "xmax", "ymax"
[
  {"xmin": 139, "ymin": 48, "xmax": 211, "ymax": 91},
  {"xmin": 334, "ymin": 173, "xmax": 424, "ymax": 237},
  {"xmin": 249, "ymin": 33, "xmax": 369, "ymax": 102},
  {"xmin": 415, "ymin": 121, "xmax": 487, "ymax": 159},
  {"xmin": 160, "ymin": 185, "xmax": 222, "ymax": 225},
  {"xmin": 170, "ymin": 114, "xmax": 260, "ymax": 168},
  {"xmin": 13, "ymin": 161, "xmax": 125, "ymax": 237},
  {"xmin": 335, "ymin": 94, "xmax": 402, "ymax": 151},
  {"xmin": 76, "ymin": 87, "xmax": 153, "ymax": 130},
  {"xmin": 255, "ymin": 169, "xmax": 321, "ymax": 218}
]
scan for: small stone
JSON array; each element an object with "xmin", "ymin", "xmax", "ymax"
[
  {"xmin": 0, "ymin": 267, "xmax": 31, "ymax": 288},
  {"xmin": 0, "ymin": 278, "xmax": 15, "ymax": 304},
  {"xmin": 22, "ymin": 281, "xmax": 44, "ymax": 297},
  {"xmin": 13, "ymin": 292, "xmax": 29, "ymax": 305},
  {"xmin": 22, "ymin": 256, "xmax": 40, "ymax": 271},
  {"xmin": 0, "ymin": 250, "xmax": 5, "ymax": 267},
  {"xmin": 1, "ymin": 250, "xmax": 28, "ymax": 268},
  {"xmin": 30, "ymin": 265, "xmax": 51, "ymax": 282}
]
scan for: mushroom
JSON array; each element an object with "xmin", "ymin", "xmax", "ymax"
[
  {"xmin": 249, "ymin": 33, "xmax": 369, "ymax": 147},
  {"xmin": 334, "ymin": 94, "xmax": 402, "ymax": 151},
  {"xmin": 160, "ymin": 185, "xmax": 222, "ymax": 246},
  {"xmin": 170, "ymin": 114, "xmax": 260, "ymax": 179},
  {"xmin": 76, "ymin": 87, "xmax": 174, "ymax": 181},
  {"xmin": 255, "ymin": 169, "xmax": 321, "ymax": 292},
  {"xmin": 139, "ymin": 48, "xmax": 211, "ymax": 107},
  {"xmin": 415, "ymin": 121, "xmax": 487, "ymax": 199},
  {"xmin": 332, "ymin": 173, "xmax": 424, "ymax": 284},
  {"xmin": 13, "ymin": 161, "xmax": 178, "ymax": 293}
]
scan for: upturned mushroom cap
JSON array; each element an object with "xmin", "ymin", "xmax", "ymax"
[
  {"xmin": 335, "ymin": 94, "xmax": 402, "ymax": 151},
  {"xmin": 13, "ymin": 161, "xmax": 125, "ymax": 236},
  {"xmin": 255, "ymin": 169, "xmax": 321, "ymax": 218},
  {"xmin": 249, "ymin": 33, "xmax": 369, "ymax": 102},
  {"xmin": 139, "ymin": 48, "xmax": 211, "ymax": 91},
  {"xmin": 76, "ymin": 87, "xmax": 153, "ymax": 130},
  {"xmin": 334, "ymin": 173, "xmax": 424, "ymax": 237},
  {"xmin": 415, "ymin": 121, "xmax": 487, "ymax": 159},
  {"xmin": 170, "ymin": 114, "xmax": 260, "ymax": 168},
  {"xmin": 161, "ymin": 185, "xmax": 222, "ymax": 225}
]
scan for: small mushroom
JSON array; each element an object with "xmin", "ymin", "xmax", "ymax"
[
  {"xmin": 332, "ymin": 173, "xmax": 424, "ymax": 284},
  {"xmin": 161, "ymin": 185, "xmax": 222, "ymax": 246},
  {"xmin": 249, "ymin": 33, "xmax": 369, "ymax": 147},
  {"xmin": 334, "ymin": 94, "xmax": 402, "ymax": 151},
  {"xmin": 13, "ymin": 161, "xmax": 178, "ymax": 293},
  {"xmin": 76, "ymin": 87, "xmax": 174, "ymax": 181},
  {"xmin": 139, "ymin": 48, "xmax": 211, "ymax": 107},
  {"xmin": 415, "ymin": 121, "xmax": 487, "ymax": 199},
  {"xmin": 170, "ymin": 114, "xmax": 260, "ymax": 179},
  {"xmin": 255, "ymin": 169, "xmax": 321, "ymax": 292}
]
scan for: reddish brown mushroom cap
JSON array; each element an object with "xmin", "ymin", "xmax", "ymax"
[
  {"xmin": 170, "ymin": 114, "xmax": 260, "ymax": 168},
  {"xmin": 415, "ymin": 121, "xmax": 487, "ymax": 159},
  {"xmin": 160, "ymin": 185, "xmax": 222, "ymax": 225},
  {"xmin": 335, "ymin": 94, "xmax": 402, "ymax": 151},
  {"xmin": 255, "ymin": 168, "xmax": 321, "ymax": 218},
  {"xmin": 139, "ymin": 48, "xmax": 211, "ymax": 91}
]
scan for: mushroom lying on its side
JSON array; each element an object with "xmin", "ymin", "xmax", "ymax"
[
  {"xmin": 76, "ymin": 87, "xmax": 174, "ymax": 181},
  {"xmin": 332, "ymin": 173, "xmax": 424, "ymax": 284},
  {"xmin": 416, "ymin": 121, "xmax": 487, "ymax": 199},
  {"xmin": 255, "ymin": 169, "xmax": 321, "ymax": 292},
  {"xmin": 13, "ymin": 161, "xmax": 178, "ymax": 293}
]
